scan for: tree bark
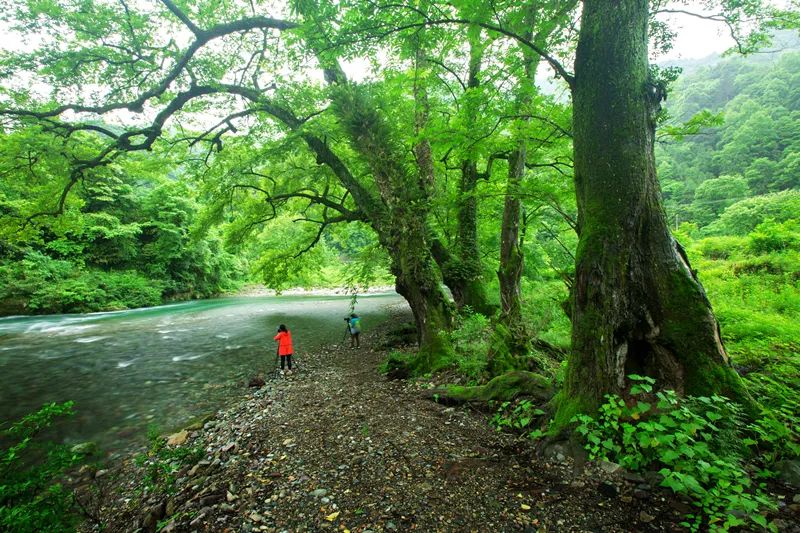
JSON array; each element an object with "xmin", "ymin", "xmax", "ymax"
[
  {"xmin": 558, "ymin": 0, "xmax": 748, "ymax": 421},
  {"xmin": 498, "ymin": 147, "xmax": 526, "ymax": 329},
  {"xmin": 495, "ymin": 15, "xmax": 538, "ymax": 361},
  {"xmin": 331, "ymin": 86, "xmax": 453, "ymax": 353}
]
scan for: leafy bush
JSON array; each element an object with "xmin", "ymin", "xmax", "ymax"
[
  {"xmin": 490, "ymin": 399, "xmax": 545, "ymax": 440},
  {"xmin": 448, "ymin": 312, "xmax": 491, "ymax": 383},
  {"xmin": 703, "ymin": 190, "xmax": 800, "ymax": 236},
  {"xmin": 748, "ymin": 219, "xmax": 800, "ymax": 254},
  {"xmin": 0, "ymin": 250, "xmax": 165, "ymax": 313},
  {"xmin": 695, "ymin": 235, "xmax": 748, "ymax": 260},
  {"xmin": 572, "ymin": 376, "xmax": 776, "ymax": 531},
  {"xmin": 25, "ymin": 270, "xmax": 163, "ymax": 314},
  {"xmin": 0, "ymin": 401, "xmax": 87, "ymax": 533}
]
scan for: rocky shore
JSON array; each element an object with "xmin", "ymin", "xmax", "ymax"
[
  {"xmin": 233, "ymin": 285, "xmax": 397, "ymax": 298},
  {"xmin": 77, "ymin": 306, "xmax": 800, "ymax": 532}
]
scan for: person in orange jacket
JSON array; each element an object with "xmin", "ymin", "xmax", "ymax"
[{"xmin": 274, "ymin": 324, "xmax": 294, "ymax": 375}]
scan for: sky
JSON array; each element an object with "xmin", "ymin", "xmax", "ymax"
[
  {"xmin": 0, "ymin": 3, "xmax": 764, "ymax": 60},
  {"xmin": 0, "ymin": 2, "xmax": 788, "ymax": 127},
  {"xmin": 657, "ymin": 12, "xmax": 737, "ymax": 61}
]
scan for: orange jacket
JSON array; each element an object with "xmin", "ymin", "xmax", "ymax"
[{"xmin": 274, "ymin": 330, "xmax": 293, "ymax": 356}]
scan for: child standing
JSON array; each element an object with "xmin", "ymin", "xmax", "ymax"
[{"xmin": 274, "ymin": 324, "xmax": 294, "ymax": 374}]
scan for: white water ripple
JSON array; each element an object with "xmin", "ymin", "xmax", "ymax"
[{"xmin": 75, "ymin": 336, "xmax": 109, "ymax": 343}]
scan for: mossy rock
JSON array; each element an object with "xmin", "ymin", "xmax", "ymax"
[{"xmin": 425, "ymin": 371, "xmax": 554, "ymax": 405}]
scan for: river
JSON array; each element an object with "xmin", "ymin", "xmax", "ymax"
[{"xmin": 0, "ymin": 293, "xmax": 404, "ymax": 453}]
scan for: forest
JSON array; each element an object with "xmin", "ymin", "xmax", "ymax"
[{"xmin": 1, "ymin": 0, "xmax": 799, "ymax": 531}]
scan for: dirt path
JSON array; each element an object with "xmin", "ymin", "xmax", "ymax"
[{"xmin": 92, "ymin": 310, "xmax": 703, "ymax": 532}]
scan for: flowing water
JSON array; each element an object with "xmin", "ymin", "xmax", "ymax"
[{"xmin": 0, "ymin": 293, "xmax": 405, "ymax": 453}]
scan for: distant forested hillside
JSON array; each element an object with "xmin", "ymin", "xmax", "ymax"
[
  {"xmin": 651, "ymin": 36, "xmax": 800, "ymax": 427},
  {"xmin": 657, "ymin": 31, "xmax": 800, "ymax": 228}
]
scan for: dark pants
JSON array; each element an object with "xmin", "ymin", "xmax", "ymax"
[{"xmin": 280, "ymin": 354, "xmax": 292, "ymax": 370}]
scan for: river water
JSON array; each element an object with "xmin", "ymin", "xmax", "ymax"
[{"xmin": 0, "ymin": 293, "xmax": 404, "ymax": 453}]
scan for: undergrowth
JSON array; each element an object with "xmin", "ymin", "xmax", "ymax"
[
  {"xmin": 571, "ymin": 375, "xmax": 792, "ymax": 532},
  {"xmin": 0, "ymin": 401, "xmax": 89, "ymax": 533}
]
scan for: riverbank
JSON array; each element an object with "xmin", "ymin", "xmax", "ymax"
[
  {"xmin": 233, "ymin": 285, "xmax": 397, "ymax": 298},
  {"xmin": 76, "ymin": 307, "xmax": 799, "ymax": 532}
]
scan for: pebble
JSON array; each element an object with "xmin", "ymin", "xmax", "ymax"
[
  {"xmin": 639, "ymin": 511, "xmax": 655, "ymax": 523},
  {"xmin": 189, "ymin": 512, "xmax": 206, "ymax": 527},
  {"xmin": 250, "ymin": 512, "xmax": 264, "ymax": 523},
  {"xmin": 599, "ymin": 461, "xmax": 621, "ymax": 474}
]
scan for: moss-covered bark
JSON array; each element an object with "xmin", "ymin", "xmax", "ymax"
[
  {"xmin": 425, "ymin": 371, "xmax": 554, "ymax": 405},
  {"xmin": 557, "ymin": 0, "xmax": 750, "ymax": 423},
  {"xmin": 494, "ymin": 12, "xmax": 538, "ymax": 366},
  {"xmin": 330, "ymin": 85, "xmax": 454, "ymax": 359}
]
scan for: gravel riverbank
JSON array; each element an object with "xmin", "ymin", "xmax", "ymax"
[{"xmin": 78, "ymin": 305, "xmax": 799, "ymax": 532}]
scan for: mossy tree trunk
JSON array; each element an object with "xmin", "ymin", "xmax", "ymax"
[
  {"xmin": 497, "ymin": 145, "xmax": 526, "ymax": 340},
  {"xmin": 494, "ymin": 16, "xmax": 538, "ymax": 366},
  {"xmin": 559, "ymin": 0, "xmax": 748, "ymax": 419},
  {"xmin": 299, "ymin": 16, "xmax": 454, "ymax": 357},
  {"xmin": 331, "ymin": 84, "xmax": 453, "ymax": 354}
]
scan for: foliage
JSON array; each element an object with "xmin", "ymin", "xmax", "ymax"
[
  {"xmin": 448, "ymin": 312, "xmax": 492, "ymax": 383},
  {"xmin": 572, "ymin": 376, "xmax": 779, "ymax": 531},
  {"xmin": 703, "ymin": 190, "xmax": 800, "ymax": 236},
  {"xmin": 0, "ymin": 402, "xmax": 87, "ymax": 533},
  {"xmin": 490, "ymin": 399, "xmax": 546, "ymax": 440},
  {"xmin": 133, "ymin": 426, "xmax": 203, "ymax": 495},
  {"xmin": 0, "ymin": 251, "xmax": 164, "ymax": 314}
]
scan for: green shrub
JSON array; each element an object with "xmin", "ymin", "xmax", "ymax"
[
  {"xmin": 0, "ymin": 251, "xmax": 165, "ymax": 314},
  {"xmin": 449, "ymin": 312, "xmax": 491, "ymax": 383},
  {"xmin": 572, "ymin": 376, "xmax": 776, "ymax": 531},
  {"xmin": 703, "ymin": 190, "xmax": 800, "ymax": 236},
  {"xmin": 0, "ymin": 401, "xmax": 87, "ymax": 533},
  {"xmin": 490, "ymin": 399, "xmax": 546, "ymax": 440},
  {"xmin": 521, "ymin": 279, "xmax": 571, "ymax": 349},
  {"xmin": 748, "ymin": 219, "xmax": 800, "ymax": 254},
  {"xmin": 695, "ymin": 236, "xmax": 748, "ymax": 260}
]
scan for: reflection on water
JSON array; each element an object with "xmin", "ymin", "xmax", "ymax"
[{"xmin": 0, "ymin": 293, "xmax": 403, "ymax": 452}]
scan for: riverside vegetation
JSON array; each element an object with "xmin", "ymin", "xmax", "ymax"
[{"xmin": 0, "ymin": 0, "xmax": 799, "ymax": 531}]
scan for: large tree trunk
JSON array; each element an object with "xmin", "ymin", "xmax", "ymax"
[
  {"xmin": 331, "ymin": 85, "xmax": 454, "ymax": 354},
  {"xmin": 494, "ymin": 18, "xmax": 538, "ymax": 364},
  {"xmin": 497, "ymin": 147, "xmax": 526, "ymax": 330},
  {"xmin": 450, "ymin": 158, "xmax": 493, "ymax": 315},
  {"xmin": 558, "ymin": 0, "xmax": 748, "ymax": 421},
  {"xmin": 391, "ymin": 226, "xmax": 453, "ymax": 352}
]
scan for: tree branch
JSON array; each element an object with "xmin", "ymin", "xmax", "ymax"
[{"xmin": 159, "ymin": 0, "xmax": 202, "ymax": 36}]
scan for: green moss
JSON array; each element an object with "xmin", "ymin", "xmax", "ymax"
[
  {"xmin": 549, "ymin": 390, "xmax": 594, "ymax": 435},
  {"xmin": 442, "ymin": 371, "xmax": 553, "ymax": 403}
]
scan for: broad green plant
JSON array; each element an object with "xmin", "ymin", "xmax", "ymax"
[
  {"xmin": 572, "ymin": 376, "xmax": 776, "ymax": 531},
  {"xmin": 491, "ymin": 399, "xmax": 546, "ymax": 440}
]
